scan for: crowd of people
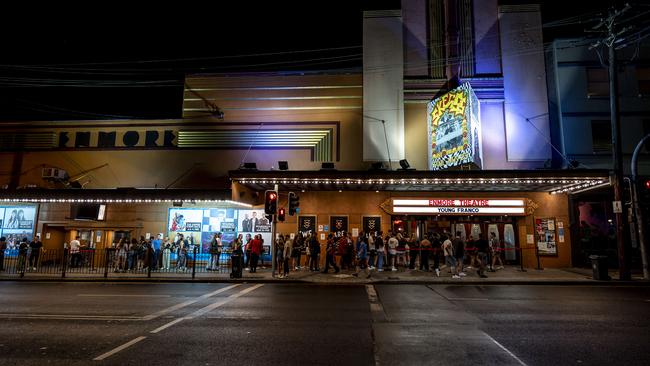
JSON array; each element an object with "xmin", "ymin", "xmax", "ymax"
[{"xmin": 265, "ymin": 230, "xmax": 509, "ymax": 279}]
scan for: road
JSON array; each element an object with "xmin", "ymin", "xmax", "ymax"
[{"xmin": 0, "ymin": 282, "xmax": 648, "ymax": 366}]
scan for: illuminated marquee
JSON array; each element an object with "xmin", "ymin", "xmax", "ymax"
[
  {"xmin": 427, "ymin": 83, "xmax": 482, "ymax": 170},
  {"xmin": 391, "ymin": 198, "xmax": 526, "ymax": 216}
]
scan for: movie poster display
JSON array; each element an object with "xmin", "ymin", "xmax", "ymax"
[
  {"xmin": 298, "ymin": 215, "xmax": 317, "ymax": 235},
  {"xmin": 427, "ymin": 83, "xmax": 482, "ymax": 170},
  {"xmin": 329, "ymin": 216, "xmax": 348, "ymax": 238},
  {"xmin": 167, "ymin": 207, "xmax": 271, "ymax": 260},
  {"xmin": 362, "ymin": 216, "xmax": 381, "ymax": 236},
  {"xmin": 0, "ymin": 205, "xmax": 37, "ymax": 247},
  {"xmin": 535, "ymin": 217, "xmax": 557, "ymax": 256},
  {"xmin": 168, "ymin": 208, "xmax": 238, "ymax": 254}
]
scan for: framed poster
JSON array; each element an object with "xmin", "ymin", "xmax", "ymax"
[
  {"xmin": 298, "ymin": 215, "xmax": 317, "ymax": 235},
  {"xmin": 535, "ymin": 217, "xmax": 558, "ymax": 256},
  {"xmin": 329, "ymin": 215, "xmax": 348, "ymax": 238},
  {"xmin": 362, "ymin": 216, "xmax": 382, "ymax": 236}
]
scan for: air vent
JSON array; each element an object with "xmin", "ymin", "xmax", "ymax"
[{"xmin": 0, "ymin": 132, "xmax": 57, "ymax": 150}]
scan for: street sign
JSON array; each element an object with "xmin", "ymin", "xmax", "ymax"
[{"xmin": 613, "ymin": 201, "xmax": 623, "ymax": 213}]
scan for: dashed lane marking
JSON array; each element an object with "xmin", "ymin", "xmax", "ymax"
[
  {"xmin": 93, "ymin": 336, "xmax": 147, "ymax": 361},
  {"xmin": 484, "ymin": 332, "xmax": 528, "ymax": 366},
  {"xmin": 141, "ymin": 284, "xmax": 241, "ymax": 321}
]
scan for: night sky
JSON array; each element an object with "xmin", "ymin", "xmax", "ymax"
[{"xmin": 0, "ymin": 1, "xmax": 634, "ymax": 122}]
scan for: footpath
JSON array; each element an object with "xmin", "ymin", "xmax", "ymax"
[{"xmin": 1, "ymin": 265, "xmax": 647, "ymax": 285}]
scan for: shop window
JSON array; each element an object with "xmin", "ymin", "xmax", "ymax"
[
  {"xmin": 637, "ymin": 67, "xmax": 650, "ymax": 96},
  {"xmin": 591, "ymin": 120, "xmax": 611, "ymax": 154},
  {"xmin": 586, "ymin": 67, "xmax": 609, "ymax": 97}
]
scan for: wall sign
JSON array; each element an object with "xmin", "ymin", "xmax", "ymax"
[
  {"xmin": 387, "ymin": 198, "xmax": 526, "ymax": 216},
  {"xmin": 363, "ymin": 216, "xmax": 382, "ymax": 236},
  {"xmin": 329, "ymin": 216, "xmax": 348, "ymax": 238},
  {"xmin": 299, "ymin": 215, "xmax": 317, "ymax": 235}
]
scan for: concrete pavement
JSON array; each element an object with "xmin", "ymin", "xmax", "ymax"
[{"xmin": 2, "ymin": 264, "xmax": 648, "ymax": 285}]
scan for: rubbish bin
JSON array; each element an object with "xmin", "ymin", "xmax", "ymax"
[{"xmin": 589, "ymin": 255, "xmax": 609, "ymax": 281}]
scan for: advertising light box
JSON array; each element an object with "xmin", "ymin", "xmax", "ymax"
[
  {"xmin": 391, "ymin": 198, "xmax": 526, "ymax": 216},
  {"xmin": 427, "ymin": 83, "xmax": 482, "ymax": 170}
]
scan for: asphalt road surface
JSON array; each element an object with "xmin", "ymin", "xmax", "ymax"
[{"xmin": 0, "ymin": 282, "xmax": 648, "ymax": 366}]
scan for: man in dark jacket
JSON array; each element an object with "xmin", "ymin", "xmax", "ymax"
[
  {"xmin": 309, "ymin": 235, "xmax": 320, "ymax": 271},
  {"xmin": 475, "ymin": 234, "xmax": 489, "ymax": 278},
  {"xmin": 322, "ymin": 234, "xmax": 340, "ymax": 274}
]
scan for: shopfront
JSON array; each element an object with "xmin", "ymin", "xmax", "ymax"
[{"xmin": 230, "ymin": 169, "xmax": 611, "ymax": 269}]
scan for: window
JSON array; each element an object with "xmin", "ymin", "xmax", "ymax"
[
  {"xmin": 637, "ymin": 67, "xmax": 650, "ymax": 96},
  {"xmin": 591, "ymin": 120, "xmax": 611, "ymax": 154},
  {"xmin": 586, "ymin": 67, "xmax": 609, "ymax": 97}
]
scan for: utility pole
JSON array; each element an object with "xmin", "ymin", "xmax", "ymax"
[{"xmin": 590, "ymin": 3, "xmax": 633, "ymax": 280}]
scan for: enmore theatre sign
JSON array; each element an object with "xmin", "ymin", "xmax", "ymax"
[
  {"xmin": 59, "ymin": 130, "xmax": 176, "ymax": 149},
  {"xmin": 381, "ymin": 198, "xmax": 528, "ymax": 216}
]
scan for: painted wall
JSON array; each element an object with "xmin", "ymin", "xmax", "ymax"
[
  {"xmin": 363, "ymin": 10, "xmax": 405, "ymax": 163},
  {"xmin": 498, "ymin": 5, "xmax": 551, "ymax": 165}
]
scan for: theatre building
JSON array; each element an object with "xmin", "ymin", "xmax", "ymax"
[{"xmin": 0, "ymin": 2, "xmax": 623, "ymax": 269}]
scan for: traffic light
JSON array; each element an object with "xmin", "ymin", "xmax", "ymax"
[
  {"xmin": 264, "ymin": 190, "xmax": 278, "ymax": 215},
  {"xmin": 278, "ymin": 207, "xmax": 286, "ymax": 222},
  {"xmin": 288, "ymin": 192, "xmax": 300, "ymax": 216},
  {"xmin": 645, "ymin": 179, "xmax": 650, "ymax": 190}
]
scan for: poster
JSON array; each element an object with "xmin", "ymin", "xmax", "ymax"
[
  {"xmin": 330, "ymin": 216, "xmax": 348, "ymax": 238},
  {"xmin": 427, "ymin": 83, "xmax": 482, "ymax": 170},
  {"xmin": 298, "ymin": 215, "xmax": 316, "ymax": 235},
  {"xmin": 0, "ymin": 205, "xmax": 37, "ymax": 245},
  {"xmin": 166, "ymin": 208, "xmax": 266, "ymax": 258},
  {"xmin": 535, "ymin": 217, "xmax": 557, "ymax": 256},
  {"xmin": 363, "ymin": 216, "xmax": 381, "ymax": 236}
]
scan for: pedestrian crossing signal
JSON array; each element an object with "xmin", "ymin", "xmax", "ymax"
[{"xmin": 278, "ymin": 208, "xmax": 286, "ymax": 222}]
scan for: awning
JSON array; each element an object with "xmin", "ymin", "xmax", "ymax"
[
  {"xmin": 0, "ymin": 188, "xmax": 250, "ymax": 207},
  {"xmin": 229, "ymin": 169, "xmax": 611, "ymax": 194}
]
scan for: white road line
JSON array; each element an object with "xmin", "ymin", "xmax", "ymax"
[
  {"xmin": 447, "ymin": 298, "xmax": 490, "ymax": 301},
  {"xmin": 93, "ymin": 336, "xmax": 147, "ymax": 361},
  {"xmin": 186, "ymin": 284, "xmax": 264, "ymax": 319},
  {"xmin": 150, "ymin": 317, "xmax": 186, "ymax": 334},
  {"xmin": 0, "ymin": 313, "xmax": 143, "ymax": 321},
  {"xmin": 484, "ymin": 333, "xmax": 528, "ymax": 366},
  {"xmin": 78, "ymin": 294, "xmax": 171, "ymax": 298},
  {"xmin": 147, "ymin": 284, "xmax": 265, "ymax": 335},
  {"xmin": 141, "ymin": 284, "xmax": 241, "ymax": 321}
]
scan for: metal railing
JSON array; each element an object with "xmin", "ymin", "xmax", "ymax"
[{"xmin": 1, "ymin": 247, "xmax": 244, "ymax": 280}]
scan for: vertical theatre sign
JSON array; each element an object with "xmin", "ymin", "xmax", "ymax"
[{"xmin": 427, "ymin": 83, "xmax": 482, "ymax": 170}]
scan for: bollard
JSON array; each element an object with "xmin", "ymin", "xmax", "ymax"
[
  {"xmin": 104, "ymin": 248, "xmax": 110, "ymax": 279},
  {"xmin": 192, "ymin": 246, "xmax": 197, "ymax": 280},
  {"xmin": 62, "ymin": 248, "xmax": 68, "ymax": 278},
  {"xmin": 518, "ymin": 247, "xmax": 527, "ymax": 272},
  {"xmin": 147, "ymin": 247, "xmax": 152, "ymax": 278}
]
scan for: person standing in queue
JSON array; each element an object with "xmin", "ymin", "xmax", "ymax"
[
  {"xmin": 453, "ymin": 232, "xmax": 467, "ymax": 277},
  {"xmin": 29, "ymin": 235, "xmax": 43, "ymax": 271},
  {"xmin": 282, "ymin": 235, "xmax": 292, "ymax": 278},
  {"xmin": 249, "ymin": 234, "xmax": 262, "ymax": 273},
  {"xmin": 419, "ymin": 235, "xmax": 431, "ymax": 272},
  {"xmin": 475, "ymin": 233, "xmax": 489, "ymax": 278},
  {"xmin": 353, "ymin": 233, "xmax": 370, "ymax": 279},
  {"xmin": 431, "ymin": 233, "xmax": 442, "ymax": 277},
  {"xmin": 244, "ymin": 233, "xmax": 252, "ymax": 270},
  {"xmin": 442, "ymin": 235, "xmax": 459, "ymax": 279},
  {"xmin": 309, "ymin": 234, "xmax": 320, "ymax": 272},
  {"xmin": 322, "ymin": 233, "xmax": 340, "ymax": 274}
]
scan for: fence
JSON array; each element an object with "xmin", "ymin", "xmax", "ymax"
[{"xmin": 0, "ymin": 247, "xmax": 241, "ymax": 279}]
